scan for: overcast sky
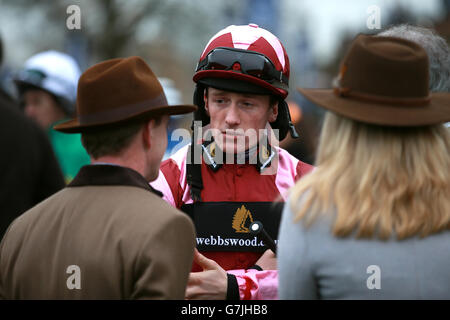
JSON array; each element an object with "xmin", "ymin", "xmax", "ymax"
[
  {"xmin": 0, "ymin": 0, "xmax": 446, "ymax": 70},
  {"xmin": 285, "ymin": 0, "xmax": 444, "ymax": 64}
]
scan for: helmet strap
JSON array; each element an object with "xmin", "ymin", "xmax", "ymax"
[{"xmin": 285, "ymin": 101, "xmax": 299, "ymax": 138}]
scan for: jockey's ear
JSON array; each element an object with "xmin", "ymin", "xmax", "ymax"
[
  {"xmin": 203, "ymin": 87, "xmax": 209, "ymax": 116},
  {"xmin": 268, "ymin": 100, "xmax": 278, "ymax": 123}
]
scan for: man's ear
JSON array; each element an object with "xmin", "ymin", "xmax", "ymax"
[
  {"xmin": 268, "ymin": 101, "xmax": 279, "ymax": 123},
  {"xmin": 142, "ymin": 120, "xmax": 152, "ymax": 149}
]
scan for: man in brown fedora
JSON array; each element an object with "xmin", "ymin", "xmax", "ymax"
[{"xmin": 0, "ymin": 56, "xmax": 198, "ymax": 299}]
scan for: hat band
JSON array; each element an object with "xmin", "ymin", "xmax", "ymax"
[
  {"xmin": 333, "ymin": 86, "xmax": 431, "ymax": 106},
  {"xmin": 78, "ymin": 93, "xmax": 168, "ymax": 125}
]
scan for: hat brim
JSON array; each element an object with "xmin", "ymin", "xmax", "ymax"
[
  {"xmin": 297, "ymin": 88, "xmax": 450, "ymax": 126},
  {"xmin": 194, "ymin": 70, "xmax": 288, "ymax": 98},
  {"xmin": 54, "ymin": 104, "xmax": 197, "ymax": 133},
  {"xmin": 198, "ymin": 77, "xmax": 274, "ymax": 96}
]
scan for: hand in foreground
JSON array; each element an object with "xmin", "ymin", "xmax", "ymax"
[
  {"xmin": 185, "ymin": 249, "xmax": 228, "ymax": 300},
  {"xmin": 255, "ymin": 249, "xmax": 277, "ymax": 270}
]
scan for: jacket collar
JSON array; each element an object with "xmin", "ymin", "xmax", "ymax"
[{"xmin": 68, "ymin": 164, "xmax": 163, "ymax": 197}]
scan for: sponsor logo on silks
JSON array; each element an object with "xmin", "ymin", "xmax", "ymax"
[
  {"xmin": 232, "ymin": 205, "xmax": 254, "ymax": 233},
  {"xmin": 181, "ymin": 201, "xmax": 282, "ymax": 252}
]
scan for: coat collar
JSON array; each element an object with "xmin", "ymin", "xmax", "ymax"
[{"xmin": 68, "ymin": 164, "xmax": 163, "ymax": 197}]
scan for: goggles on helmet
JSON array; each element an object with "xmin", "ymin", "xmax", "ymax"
[{"xmin": 196, "ymin": 47, "xmax": 288, "ymax": 87}]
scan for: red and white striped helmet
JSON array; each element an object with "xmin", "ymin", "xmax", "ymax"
[{"xmin": 193, "ymin": 24, "xmax": 290, "ymax": 98}]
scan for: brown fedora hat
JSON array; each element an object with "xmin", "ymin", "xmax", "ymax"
[
  {"xmin": 298, "ymin": 34, "xmax": 450, "ymax": 126},
  {"xmin": 54, "ymin": 56, "xmax": 197, "ymax": 133}
]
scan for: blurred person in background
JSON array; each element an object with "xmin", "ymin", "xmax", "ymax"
[
  {"xmin": 0, "ymin": 56, "xmax": 197, "ymax": 299},
  {"xmin": 159, "ymin": 77, "xmax": 192, "ymax": 160},
  {"xmin": 278, "ymin": 35, "xmax": 450, "ymax": 299},
  {"xmin": 14, "ymin": 50, "xmax": 90, "ymax": 182},
  {"xmin": 0, "ymin": 35, "xmax": 64, "ymax": 239},
  {"xmin": 152, "ymin": 24, "xmax": 313, "ymax": 300},
  {"xmin": 378, "ymin": 24, "xmax": 450, "ymax": 129}
]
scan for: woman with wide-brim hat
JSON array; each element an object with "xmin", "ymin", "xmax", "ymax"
[{"xmin": 278, "ymin": 34, "xmax": 450, "ymax": 299}]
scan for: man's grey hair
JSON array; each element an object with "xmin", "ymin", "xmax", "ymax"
[{"xmin": 378, "ymin": 24, "xmax": 450, "ymax": 92}]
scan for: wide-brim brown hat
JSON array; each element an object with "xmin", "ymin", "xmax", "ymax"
[
  {"xmin": 54, "ymin": 56, "xmax": 197, "ymax": 133},
  {"xmin": 298, "ymin": 34, "xmax": 450, "ymax": 126}
]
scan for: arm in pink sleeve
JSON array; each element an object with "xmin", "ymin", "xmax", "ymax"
[
  {"xmin": 150, "ymin": 158, "xmax": 185, "ymax": 208},
  {"xmin": 150, "ymin": 169, "xmax": 176, "ymax": 207},
  {"xmin": 227, "ymin": 269, "xmax": 278, "ymax": 300}
]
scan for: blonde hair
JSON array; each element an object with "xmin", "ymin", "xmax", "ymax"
[{"xmin": 290, "ymin": 112, "xmax": 450, "ymax": 240}]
